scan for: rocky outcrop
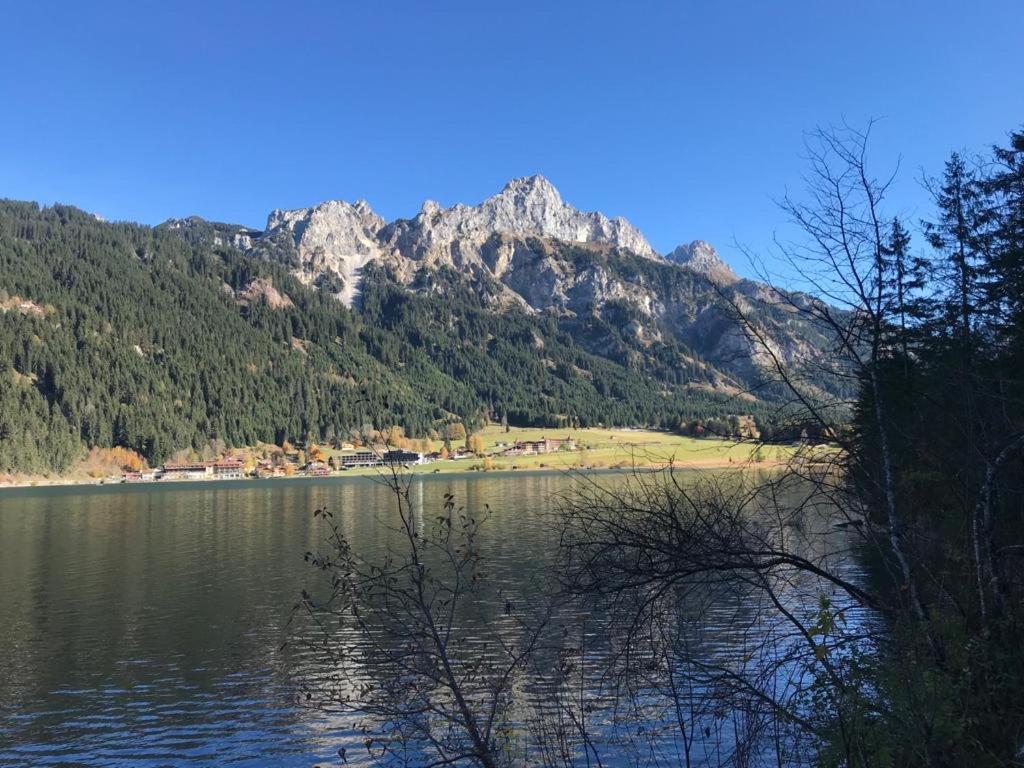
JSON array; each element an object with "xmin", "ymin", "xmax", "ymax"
[
  {"xmin": 236, "ymin": 278, "xmax": 293, "ymax": 309},
  {"xmin": 254, "ymin": 200, "xmax": 386, "ymax": 305},
  {"xmin": 381, "ymin": 175, "xmax": 657, "ymax": 266},
  {"xmin": 667, "ymin": 240, "xmax": 740, "ymax": 286},
  {"xmin": 162, "ymin": 177, "xmax": 830, "ymax": 396},
  {"xmin": 239, "ymin": 175, "xmax": 658, "ymax": 306}
]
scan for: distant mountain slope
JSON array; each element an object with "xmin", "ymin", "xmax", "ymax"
[
  {"xmin": 0, "ymin": 201, "xmax": 445, "ymax": 474},
  {"xmin": 666, "ymin": 240, "xmax": 741, "ymax": 285},
  {"xmin": 167, "ymin": 176, "xmax": 833, "ymax": 390},
  {"xmin": 0, "ymin": 198, "xmax": 812, "ymax": 475}
]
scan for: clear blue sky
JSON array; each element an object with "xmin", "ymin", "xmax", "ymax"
[{"xmin": 2, "ymin": 1, "xmax": 1021, "ymax": 275}]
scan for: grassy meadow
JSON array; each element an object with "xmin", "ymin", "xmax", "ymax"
[{"xmin": 327, "ymin": 425, "xmax": 795, "ymax": 476}]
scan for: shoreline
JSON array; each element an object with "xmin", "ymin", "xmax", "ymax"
[{"xmin": 0, "ymin": 458, "xmax": 786, "ymax": 496}]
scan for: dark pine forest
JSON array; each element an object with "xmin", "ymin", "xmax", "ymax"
[{"xmin": 0, "ymin": 202, "xmax": 781, "ymax": 475}]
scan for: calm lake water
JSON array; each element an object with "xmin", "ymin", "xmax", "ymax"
[{"xmin": 0, "ymin": 471, "xmax": 860, "ymax": 767}]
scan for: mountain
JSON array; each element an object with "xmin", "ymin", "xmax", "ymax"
[
  {"xmin": 0, "ymin": 183, "xmax": 839, "ymax": 475},
  {"xmin": 379, "ymin": 174, "xmax": 657, "ymax": 267},
  {"xmin": 219, "ymin": 176, "xmax": 828, "ymax": 389},
  {"xmin": 254, "ymin": 200, "xmax": 385, "ymax": 306},
  {"xmin": 241, "ymin": 174, "xmax": 657, "ymax": 307},
  {"xmin": 667, "ymin": 240, "xmax": 741, "ymax": 286}
]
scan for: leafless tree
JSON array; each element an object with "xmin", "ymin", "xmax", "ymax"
[
  {"xmin": 289, "ymin": 125, "xmax": 1020, "ymax": 766},
  {"xmin": 291, "ymin": 422, "xmax": 560, "ymax": 768},
  {"xmin": 550, "ymin": 124, "xmax": 961, "ymax": 766},
  {"xmin": 556, "ymin": 466, "xmax": 883, "ymax": 766}
]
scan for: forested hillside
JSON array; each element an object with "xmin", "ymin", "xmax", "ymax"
[
  {"xmin": 0, "ymin": 202, "xmax": 437, "ymax": 473},
  {"xmin": 0, "ymin": 201, "xmax": 795, "ymax": 474}
]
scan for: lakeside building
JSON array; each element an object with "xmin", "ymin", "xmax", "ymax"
[
  {"xmin": 339, "ymin": 450, "xmax": 381, "ymax": 468},
  {"xmin": 123, "ymin": 469, "xmax": 161, "ymax": 482},
  {"xmin": 213, "ymin": 458, "xmax": 245, "ymax": 479},
  {"xmin": 161, "ymin": 462, "xmax": 214, "ymax": 480},
  {"xmin": 536, "ymin": 436, "xmax": 576, "ymax": 452},
  {"xmin": 501, "ymin": 436, "xmax": 577, "ymax": 456},
  {"xmin": 255, "ymin": 459, "xmax": 284, "ymax": 478},
  {"xmin": 161, "ymin": 456, "xmax": 246, "ymax": 480},
  {"xmin": 382, "ymin": 449, "xmax": 424, "ymax": 466}
]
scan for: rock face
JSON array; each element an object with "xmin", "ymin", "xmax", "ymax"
[
  {"xmin": 257, "ymin": 200, "xmax": 386, "ymax": 305},
  {"xmin": 236, "ymin": 278, "xmax": 293, "ymax": 309},
  {"xmin": 241, "ymin": 175, "xmax": 657, "ymax": 306},
  {"xmin": 381, "ymin": 175, "xmax": 657, "ymax": 266},
  {"xmin": 164, "ymin": 177, "xmax": 829, "ymax": 393},
  {"xmin": 667, "ymin": 240, "xmax": 740, "ymax": 286}
]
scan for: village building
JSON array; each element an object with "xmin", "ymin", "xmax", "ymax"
[
  {"xmin": 212, "ymin": 458, "xmax": 245, "ymax": 479},
  {"xmin": 382, "ymin": 449, "xmax": 423, "ymax": 466},
  {"xmin": 255, "ymin": 459, "xmax": 284, "ymax": 478},
  {"xmin": 501, "ymin": 436, "xmax": 577, "ymax": 456},
  {"xmin": 161, "ymin": 462, "xmax": 214, "ymax": 480},
  {"xmin": 160, "ymin": 456, "xmax": 246, "ymax": 480},
  {"xmin": 338, "ymin": 450, "xmax": 380, "ymax": 468},
  {"xmin": 122, "ymin": 469, "xmax": 160, "ymax": 482}
]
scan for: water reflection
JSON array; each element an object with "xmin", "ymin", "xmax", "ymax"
[
  {"xmin": 0, "ymin": 474, "xmax": 602, "ymax": 766},
  {"xmin": 0, "ymin": 471, "xmax": 863, "ymax": 766}
]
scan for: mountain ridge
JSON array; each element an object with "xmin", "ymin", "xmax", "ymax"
[
  {"xmin": 2, "ymin": 198, "xmax": 830, "ymax": 475},
  {"xmin": 161, "ymin": 177, "xmax": 829, "ymax": 396},
  {"xmin": 169, "ymin": 175, "xmax": 733, "ymax": 306}
]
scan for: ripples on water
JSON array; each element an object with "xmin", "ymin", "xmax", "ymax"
[
  {"xmin": 0, "ymin": 472, "xmax": 866, "ymax": 766},
  {"xmin": 0, "ymin": 474, "xmax": 593, "ymax": 766}
]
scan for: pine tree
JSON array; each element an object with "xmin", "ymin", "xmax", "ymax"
[{"xmin": 923, "ymin": 153, "xmax": 994, "ymax": 351}]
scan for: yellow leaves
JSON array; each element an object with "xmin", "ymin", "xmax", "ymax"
[{"xmin": 77, "ymin": 446, "xmax": 148, "ymax": 475}]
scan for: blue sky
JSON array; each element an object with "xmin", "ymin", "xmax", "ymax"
[{"xmin": 1, "ymin": 1, "xmax": 1021, "ymax": 276}]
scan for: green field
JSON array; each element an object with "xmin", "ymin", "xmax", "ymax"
[{"xmin": 329, "ymin": 426, "xmax": 794, "ymax": 476}]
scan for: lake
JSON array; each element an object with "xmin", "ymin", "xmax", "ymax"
[{"xmin": 0, "ymin": 470, "xmax": 861, "ymax": 767}]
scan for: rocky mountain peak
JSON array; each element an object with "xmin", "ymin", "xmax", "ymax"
[
  {"xmin": 155, "ymin": 184, "xmax": 823, "ymax": 394},
  {"xmin": 266, "ymin": 198, "xmax": 384, "ymax": 233},
  {"xmin": 259, "ymin": 199, "xmax": 387, "ymax": 305},
  {"xmin": 667, "ymin": 240, "xmax": 740, "ymax": 285},
  {"xmin": 397, "ymin": 175, "xmax": 657, "ymax": 259},
  {"xmin": 494, "ymin": 174, "xmax": 562, "ymax": 205},
  {"xmin": 235, "ymin": 179, "xmax": 673, "ymax": 307}
]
